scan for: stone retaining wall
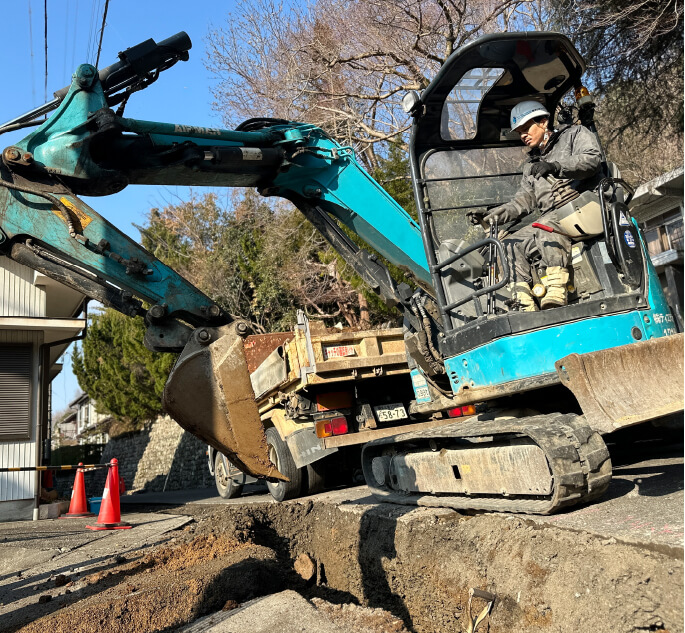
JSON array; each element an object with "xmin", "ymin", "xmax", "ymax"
[{"xmin": 74, "ymin": 416, "xmax": 213, "ymax": 497}]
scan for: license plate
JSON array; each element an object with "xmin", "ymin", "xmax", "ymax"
[
  {"xmin": 323, "ymin": 344, "xmax": 356, "ymax": 360},
  {"xmin": 374, "ymin": 403, "xmax": 408, "ymax": 422}
]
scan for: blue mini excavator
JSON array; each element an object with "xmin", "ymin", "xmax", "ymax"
[{"xmin": 1, "ymin": 31, "xmax": 681, "ymax": 513}]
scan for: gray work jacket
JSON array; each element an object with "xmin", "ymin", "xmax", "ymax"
[{"xmin": 501, "ymin": 124, "xmax": 603, "ymax": 220}]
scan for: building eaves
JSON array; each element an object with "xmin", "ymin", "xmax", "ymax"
[
  {"xmin": 630, "ymin": 166, "xmax": 684, "ymax": 223},
  {"xmin": 68, "ymin": 392, "xmax": 89, "ymax": 408}
]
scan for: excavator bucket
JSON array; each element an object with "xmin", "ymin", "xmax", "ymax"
[
  {"xmin": 555, "ymin": 334, "xmax": 684, "ymax": 434},
  {"xmin": 162, "ymin": 322, "xmax": 286, "ymax": 481}
]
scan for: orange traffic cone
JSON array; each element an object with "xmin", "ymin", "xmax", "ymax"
[
  {"xmin": 60, "ymin": 463, "xmax": 95, "ymax": 518},
  {"xmin": 86, "ymin": 459, "xmax": 131, "ymax": 530}
]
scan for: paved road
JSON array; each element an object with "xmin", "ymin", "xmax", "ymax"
[{"xmin": 121, "ymin": 427, "xmax": 684, "ymax": 551}]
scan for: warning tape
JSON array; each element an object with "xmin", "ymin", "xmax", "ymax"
[{"xmin": 0, "ymin": 464, "xmax": 111, "ymax": 472}]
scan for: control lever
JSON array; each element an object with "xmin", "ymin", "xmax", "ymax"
[{"xmin": 531, "ymin": 222, "xmax": 575, "ymax": 239}]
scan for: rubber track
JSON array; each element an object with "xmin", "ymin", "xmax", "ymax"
[{"xmin": 361, "ymin": 413, "xmax": 612, "ymax": 515}]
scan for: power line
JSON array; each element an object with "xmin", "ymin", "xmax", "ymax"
[
  {"xmin": 63, "ymin": 0, "xmax": 69, "ymax": 81},
  {"xmin": 94, "ymin": 0, "xmax": 110, "ymax": 69},
  {"xmin": 28, "ymin": 0, "xmax": 36, "ymax": 106},
  {"xmin": 44, "ymin": 0, "xmax": 48, "ymax": 105},
  {"xmin": 70, "ymin": 0, "xmax": 79, "ymax": 74},
  {"xmin": 86, "ymin": 0, "xmax": 99, "ymax": 63},
  {"xmin": 90, "ymin": 0, "xmax": 103, "ymax": 63}
]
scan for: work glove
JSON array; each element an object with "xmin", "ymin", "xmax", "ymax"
[
  {"xmin": 529, "ymin": 160, "xmax": 561, "ymax": 179},
  {"xmin": 484, "ymin": 205, "xmax": 516, "ymax": 225}
]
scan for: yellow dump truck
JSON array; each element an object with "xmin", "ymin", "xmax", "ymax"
[{"xmin": 209, "ymin": 311, "xmax": 464, "ymax": 501}]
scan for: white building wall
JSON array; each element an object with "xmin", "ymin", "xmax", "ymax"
[
  {"xmin": 0, "ymin": 259, "xmax": 46, "ymax": 317},
  {"xmin": 0, "ymin": 441, "xmax": 34, "ymax": 502},
  {"xmin": 1, "ymin": 257, "xmax": 84, "ymax": 521},
  {"xmin": 0, "ymin": 261, "xmax": 45, "ymax": 515},
  {"xmin": 0, "ymin": 329, "xmax": 42, "ymax": 506}
]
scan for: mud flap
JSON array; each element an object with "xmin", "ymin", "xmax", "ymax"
[
  {"xmin": 162, "ymin": 322, "xmax": 286, "ymax": 480},
  {"xmin": 555, "ymin": 333, "xmax": 684, "ymax": 434}
]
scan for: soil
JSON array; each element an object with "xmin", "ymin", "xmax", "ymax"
[
  {"xmin": 5, "ymin": 500, "xmax": 683, "ymax": 633},
  {"xmin": 9, "ymin": 533, "xmax": 283, "ymax": 633}
]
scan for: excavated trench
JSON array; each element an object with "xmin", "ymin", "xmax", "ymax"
[
  {"xmin": 182, "ymin": 498, "xmax": 683, "ymax": 633},
  {"xmin": 7, "ymin": 494, "xmax": 682, "ymax": 633}
]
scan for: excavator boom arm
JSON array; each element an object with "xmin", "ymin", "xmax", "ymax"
[{"xmin": 0, "ymin": 37, "xmax": 428, "ymax": 480}]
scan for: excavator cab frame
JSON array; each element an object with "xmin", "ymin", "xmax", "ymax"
[
  {"xmin": 407, "ymin": 32, "xmax": 589, "ymax": 330},
  {"xmin": 402, "ymin": 32, "xmax": 679, "ymax": 413}
]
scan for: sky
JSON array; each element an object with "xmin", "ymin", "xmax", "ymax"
[{"xmin": 0, "ymin": 0, "xmax": 242, "ymax": 415}]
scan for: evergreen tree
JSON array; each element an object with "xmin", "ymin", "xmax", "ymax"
[
  {"xmin": 321, "ymin": 142, "xmax": 420, "ymax": 328},
  {"xmin": 373, "ymin": 141, "xmax": 417, "ymax": 221},
  {"xmin": 72, "ymin": 309, "xmax": 176, "ymax": 431}
]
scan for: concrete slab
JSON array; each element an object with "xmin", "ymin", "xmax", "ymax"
[
  {"xmin": 519, "ymin": 453, "xmax": 684, "ymax": 550},
  {"xmin": 38, "ymin": 500, "xmax": 70, "ymax": 520},
  {"xmin": 180, "ymin": 590, "xmax": 348, "ymax": 633}
]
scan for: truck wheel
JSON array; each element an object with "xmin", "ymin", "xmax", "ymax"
[
  {"xmin": 266, "ymin": 427, "xmax": 302, "ymax": 502},
  {"xmin": 304, "ymin": 461, "xmax": 327, "ymax": 495},
  {"xmin": 214, "ymin": 453, "xmax": 245, "ymax": 499}
]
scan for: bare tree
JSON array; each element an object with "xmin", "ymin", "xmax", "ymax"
[
  {"xmin": 550, "ymin": 0, "xmax": 683, "ymax": 183},
  {"xmin": 206, "ymin": 0, "xmax": 549, "ymax": 168},
  {"xmin": 202, "ymin": 1, "xmax": 562, "ymax": 326}
]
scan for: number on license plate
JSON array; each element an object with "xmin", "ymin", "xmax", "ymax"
[{"xmin": 374, "ymin": 403, "xmax": 407, "ymax": 422}]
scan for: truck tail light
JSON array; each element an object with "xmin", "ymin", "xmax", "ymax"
[
  {"xmin": 331, "ymin": 416, "xmax": 348, "ymax": 435},
  {"xmin": 447, "ymin": 404, "xmax": 476, "ymax": 418},
  {"xmin": 316, "ymin": 416, "xmax": 349, "ymax": 438},
  {"xmin": 316, "ymin": 420, "xmax": 332, "ymax": 438}
]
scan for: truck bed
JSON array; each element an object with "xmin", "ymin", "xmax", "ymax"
[{"xmin": 247, "ymin": 323, "xmax": 409, "ymax": 414}]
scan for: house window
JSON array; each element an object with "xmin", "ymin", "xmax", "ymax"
[
  {"xmin": 0, "ymin": 345, "xmax": 32, "ymax": 440},
  {"xmin": 644, "ymin": 211, "xmax": 684, "ymax": 256},
  {"xmin": 666, "ymin": 217, "xmax": 683, "ymax": 251}
]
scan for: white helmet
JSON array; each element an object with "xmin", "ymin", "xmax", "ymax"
[{"xmin": 510, "ymin": 100, "xmax": 550, "ymax": 131}]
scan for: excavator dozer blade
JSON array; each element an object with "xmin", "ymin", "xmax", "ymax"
[
  {"xmin": 162, "ymin": 322, "xmax": 286, "ymax": 481},
  {"xmin": 555, "ymin": 333, "xmax": 684, "ymax": 434}
]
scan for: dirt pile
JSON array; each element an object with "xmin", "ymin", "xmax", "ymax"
[{"xmin": 12, "ymin": 532, "xmax": 287, "ymax": 633}]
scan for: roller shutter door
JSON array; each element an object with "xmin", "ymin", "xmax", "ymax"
[{"xmin": 0, "ymin": 345, "xmax": 32, "ymax": 440}]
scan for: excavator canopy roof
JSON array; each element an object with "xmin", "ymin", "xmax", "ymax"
[{"xmin": 411, "ymin": 32, "xmax": 586, "ymax": 154}]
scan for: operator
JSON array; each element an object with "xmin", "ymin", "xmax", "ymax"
[{"xmin": 485, "ymin": 101, "xmax": 602, "ymax": 311}]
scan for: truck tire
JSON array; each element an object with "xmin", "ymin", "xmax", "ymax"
[
  {"xmin": 304, "ymin": 461, "xmax": 327, "ymax": 495},
  {"xmin": 214, "ymin": 453, "xmax": 245, "ymax": 499},
  {"xmin": 266, "ymin": 427, "xmax": 303, "ymax": 502}
]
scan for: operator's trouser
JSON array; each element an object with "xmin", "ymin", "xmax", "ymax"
[{"xmin": 503, "ymin": 213, "xmax": 572, "ymax": 284}]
